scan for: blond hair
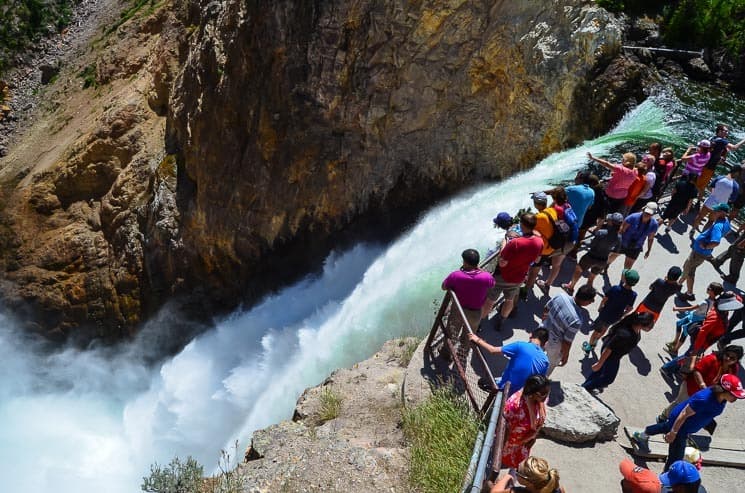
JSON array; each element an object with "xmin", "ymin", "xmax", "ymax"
[
  {"xmin": 622, "ymin": 152, "xmax": 637, "ymax": 168},
  {"xmin": 518, "ymin": 456, "xmax": 561, "ymax": 493}
]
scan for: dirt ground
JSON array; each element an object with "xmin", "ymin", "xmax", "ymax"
[{"xmin": 482, "ymin": 210, "xmax": 745, "ymax": 492}]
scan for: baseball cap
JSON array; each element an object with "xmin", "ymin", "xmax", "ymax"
[
  {"xmin": 623, "ymin": 269, "xmax": 640, "ymax": 286},
  {"xmin": 712, "ymin": 203, "xmax": 731, "ymax": 213},
  {"xmin": 620, "ymin": 459, "xmax": 661, "ymax": 493},
  {"xmin": 659, "ymin": 460, "xmax": 700, "ymax": 487},
  {"xmin": 697, "ymin": 139, "xmax": 711, "ymax": 148},
  {"xmin": 531, "ymin": 191, "xmax": 548, "ymax": 204},
  {"xmin": 721, "ymin": 373, "xmax": 745, "ymax": 399},
  {"xmin": 493, "ymin": 212, "xmax": 513, "ymax": 229},
  {"xmin": 716, "ymin": 292, "xmax": 744, "ymax": 312},
  {"xmin": 642, "ymin": 202, "xmax": 658, "ymax": 215},
  {"xmin": 667, "ymin": 266, "xmax": 682, "ymax": 281},
  {"xmin": 607, "ymin": 212, "xmax": 625, "ymax": 224}
]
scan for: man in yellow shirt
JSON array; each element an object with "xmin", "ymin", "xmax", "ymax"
[{"xmin": 525, "ymin": 191, "xmax": 558, "ymax": 294}]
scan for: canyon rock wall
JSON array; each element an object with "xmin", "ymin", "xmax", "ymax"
[
  {"xmin": 0, "ymin": 0, "xmax": 640, "ymax": 341},
  {"xmin": 162, "ymin": 0, "xmax": 625, "ymax": 308}
]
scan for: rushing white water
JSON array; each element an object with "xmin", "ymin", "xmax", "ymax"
[{"xmin": 0, "ymin": 92, "xmax": 736, "ymax": 492}]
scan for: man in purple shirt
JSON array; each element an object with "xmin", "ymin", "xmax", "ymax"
[{"xmin": 442, "ymin": 249, "xmax": 495, "ymax": 354}]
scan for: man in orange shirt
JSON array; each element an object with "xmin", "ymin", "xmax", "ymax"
[{"xmin": 525, "ymin": 191, "xmax": 559, "ymax": 294}]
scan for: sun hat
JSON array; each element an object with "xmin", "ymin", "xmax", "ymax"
[
  {"xmin": 642, "ymin": 202, "xmax": 658, "ymax": 215},
  {"xmin": 659, "ymin": 460, "xmax": 700, "ymax": 487},
  {"xmin": 493, "ymin": 212, "xmax": 513, "ymax": 229},
  {"xmin": 712, "ymin": 203, "xmax": 731, "ymax": 213},
  {"xmin": 716, "ymin": 292, "xmax": 743, "ymax": 312},
  {"xmin": 619, "ymin": 459, "xmax": 661, "ymax": 493},
  {"xmin": 531, "ymin": 191, "xmax": 548, "ymax": 204},
  {"xmin": 720, "ymin": 374, "xmax": 745, "ymax": 399},
  {"xmin": 697, "ymin": 139, "xmax": 711, "ymax": 148},
  {"xmin": 607, "ymin": 212, "xmax": 625, "ymax": 224},
  {"xmin": 622, "ymin": 269, "xmax": 640, "ymax": 286}
]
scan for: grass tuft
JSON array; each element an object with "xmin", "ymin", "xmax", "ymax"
[
  {"xmin": 317, "ymin": 386, "xmax": 343, "ymax": 422},
  {"xmin": 402, "ymin": 387, "xmax": 480, "ymax": 493}
]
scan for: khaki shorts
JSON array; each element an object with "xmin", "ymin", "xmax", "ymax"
[
  {"xmin": 487, "ymin": 274, "xmax": 522, "ymax": 300},
  {"xmin": 550, "ymin": 242, "xmax": 576, "ymax": 257},
  {"xmin": 682, "ymin": 250, "xmax": 708, "ymax": 280}
]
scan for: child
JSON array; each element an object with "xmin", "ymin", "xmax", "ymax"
[
  {"xmin": 581, "ymin": 269, "xmax": 639, "ymax": 354},
  {"xmin": 664, "ymin": 282, "xmax": 723, "ymax": 357},
  {"xmin": 582, "ymin": 311, "xmax": 655, "ymax": 392},
  {"xmin": 680, "ymin": 140, "xmax": 711, "ymax": 178},
  {"xmin": 635, "ymin": 266, "xmax": 683, "ymax": 327}
]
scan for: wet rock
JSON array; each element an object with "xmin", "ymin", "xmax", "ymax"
[
  {"xmin": 685, "ymin": 57, "xmax": 714, "ymax": 81},
  {"xmin": 543, "ymin": 382, "xmax": 620, "ymax": 443}
]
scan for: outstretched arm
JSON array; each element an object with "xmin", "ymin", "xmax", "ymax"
[
  {"xmin": 587, "ymin": 152, "xmax": 614, "ymax": 170},
  {"xmin": 469, "ymin": 333, "xmax": 503, "ymax": 355},
  {"xmin": 680, "ymin": 146, "xmax": 696, "ymax": 161}
]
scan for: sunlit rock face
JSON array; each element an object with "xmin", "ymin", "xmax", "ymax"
[
  {"xmin": 164, "ymin": 0, "xmax": 624, "ymax": 306},
  {"xmin": 0, "ymin": 1, "xmax": 637, "ymax": 341}
]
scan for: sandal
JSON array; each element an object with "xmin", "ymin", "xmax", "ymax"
[{"xmin": 561, "ymin": 283, "xmax": 574, "ymax": 295}]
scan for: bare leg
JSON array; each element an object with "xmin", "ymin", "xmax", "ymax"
[
  {"xmin": 526, "ymin": 265, "xmax": 540, "ymax": 290},
  {"xmin": 545, "ymin": 254, "xmax": 566, "ymax": 287},
  {"xmin": 566, "ymin": 265, "xmax": 583, "ymax": 290},
  {"xmin": 585, "ymin": 271, "xmax": 598, "ymax": 287},
  {"xmin": 607, "ymin": 252, "xmax": 620, "ymax": 268},
  {"xmin": 501, "ymin": 296, "xmax": 515, "ymax": 318},
  {"xmin": 623, "ymin": 255, "xmax": 636, "ymax": 270}
]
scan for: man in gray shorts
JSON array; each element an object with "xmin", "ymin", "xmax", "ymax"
[{"xmin": 486, "ymin": 213, "xmax": 544, "ymax": 330}]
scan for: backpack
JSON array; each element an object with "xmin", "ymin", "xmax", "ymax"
[
  {"xmin": 564, "ymin": 206, "xmax": 579, "ymax": 243},
  {"xmin": 546, "ymin": 211, "xmax": 570, "ymax": 249}
]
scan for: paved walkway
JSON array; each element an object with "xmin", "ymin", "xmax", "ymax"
[{"xmin": 513, "ymin": 211, "xmax": 744, "ymax": 492}]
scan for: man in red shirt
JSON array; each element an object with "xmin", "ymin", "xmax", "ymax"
[{"xmin": 486, "ymin": 213, "xmax": 543, "ymax": 330}]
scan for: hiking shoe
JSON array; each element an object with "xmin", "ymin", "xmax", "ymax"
[
  {"xmin": 582, "ymin": 341, "xmax": 595, "ymax": 354},
  {"xmin": 632, "ymin": 431, "xmax": 650, "ymax": 451},
  {"xmin": 681, "ymin": 292, "xmax": 696, "ymax": 301},
  {"xmin": 561, "ymin": 283, "xmax": 574, "ymax": 295}
]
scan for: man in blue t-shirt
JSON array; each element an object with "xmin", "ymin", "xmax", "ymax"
[
  {"xmin": 634, "ymin": 374, "xmax": 745, "ymax": 471},
  {"xmin": 469, "ymin": 328, "xmax": 549, "ymax": 395},
  {"xmin": 566, "ymin": 171, "xmax": 595, "ymax": 228},
  {"xmin": 679, "ymin": 204, "xmax": 731, "ymax": 301}
]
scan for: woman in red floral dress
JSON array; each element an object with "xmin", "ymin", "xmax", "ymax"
[{"xmin": 502, "ymin": 374, "xmax": 550, "ymax": 468}]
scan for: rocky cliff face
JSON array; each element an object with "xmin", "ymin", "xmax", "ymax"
[
  {"xmin": 162, "ymin": 0, "xmax": 625, "ymax": 309},
  {"xmin": 0, "ymin": 0, "xmax": 639, "ymax": 341}
]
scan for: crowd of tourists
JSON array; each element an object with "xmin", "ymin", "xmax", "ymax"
[{"xmin": 440, "ymin": 124, "xmax": 745, "ymax": 493}]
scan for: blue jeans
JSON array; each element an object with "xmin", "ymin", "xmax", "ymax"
[
  {"xmin": 644, "ymin": 421, "xmax": 687, "ymax": 471},
  {"xmin": 582, "ymin": 356, "xmax": 621, "ymax": 391}
]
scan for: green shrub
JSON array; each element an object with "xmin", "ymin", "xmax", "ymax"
[
  {"xmin": 0, "ymin": 0, "xmax": 78, "ymax": 74},
  {"xmin": 141, "ymin": 456, "xmax": 204, "ymax": 493},
  {"xmin": 402, "ymin": 387, "xmax": 481, "ymax": 493}
]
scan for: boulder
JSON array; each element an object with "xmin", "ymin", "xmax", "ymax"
[
  {"xmin": 542, "ymin": 382, "xmax": 620, "ymax": 443},
  {"xmin": 39, "ymin": 64, "xmax": 59, "ymax": 84}
]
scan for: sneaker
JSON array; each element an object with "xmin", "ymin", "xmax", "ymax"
[
  {"xmin": 656, "ymin": 414, "xmax": 667, "ymax": 424},
  {"xmin": 682, "ymin": 292, "xmax": 696, "ymax": 301},
  {"xmin": 632, "ymin": 431, "xmax": 650, "ymax": 451},
  {"xmin": 536, "ymin": 279, "xmax": 550, "ymax": 295},
  {"xmin": 582, "ymin": 341, "xmax": 595, "ymax": 354},
  {"xmin": 665, "ymin": 226, "xmax": 671, "ymax": 233}
]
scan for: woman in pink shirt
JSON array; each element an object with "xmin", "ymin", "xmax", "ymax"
[
  {"xmin": 587, "ymin": 152, "xmax": 637, "ymax": 213},
  {"xmin": 681, "ymin": 140, "xmax": 711, "ymax": 177}
]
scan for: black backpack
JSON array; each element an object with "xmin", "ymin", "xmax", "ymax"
[{"xmin": 546, "ymin": 211, "xmax": 569, "ymax": 249}]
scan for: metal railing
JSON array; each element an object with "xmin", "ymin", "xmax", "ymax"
[{"xmin": 424, "ymin": 289, "xmax": 499, "ymax": 413}]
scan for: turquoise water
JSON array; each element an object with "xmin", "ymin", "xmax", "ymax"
[{"xmin": 2, "ymin": 87, "xmax": 745, "ymax": 492}]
